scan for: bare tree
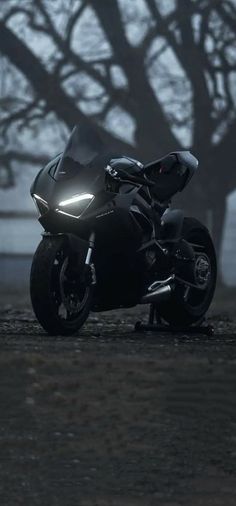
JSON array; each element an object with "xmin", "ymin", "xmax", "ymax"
[{"xmin": 0, "ymin": 0, "xmax": 236, "ymax": 261}]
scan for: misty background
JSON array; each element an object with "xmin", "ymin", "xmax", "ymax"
[{"xmin": 0, "ymin": 0, "xmax": 236, "ymax": 298}]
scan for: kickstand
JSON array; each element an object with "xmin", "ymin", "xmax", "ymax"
[{"xmin": 134, "ymin": 304, "xmax": 214, "ymax": 336}]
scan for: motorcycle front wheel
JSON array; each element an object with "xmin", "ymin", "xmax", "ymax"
[
  {"xmin": 30, "ymin": 236, "xmax": 93, "ymax": 336},
  {"xmin": 156, "ymin": 217, "xmax": 217, "ymax": 326}
]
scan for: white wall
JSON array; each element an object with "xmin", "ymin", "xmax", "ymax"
[
  {"xmin": 221, "ymin": 190, "xmax": 236, "ymax": 286},
  {"xmin": 0, "ymin": 218, "xmax": 42, "ymax": 255},
  {"xmin": 0, "ymin": 162, "xmax": 42, "ymax": 254}
]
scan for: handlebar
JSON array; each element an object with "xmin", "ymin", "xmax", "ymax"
[{"xmin": 116, "ymin": 169, "xmax": 155, "ymax": 188}]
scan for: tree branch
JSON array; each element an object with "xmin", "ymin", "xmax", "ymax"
[
  {"xmin": 0, "ymin": 150, "xmax": 49, "ymax": 165},
  {"xmin": 28, "ymin": 1, "xmax": 135, "ymax": 119},
  {"xmin": 90, "ymin": 0, "xmax": 179, "ymax": 156},
  {"xmin": 0, "ymin": 99, "xmax": 42, "ymax": 134},
  {"xmin": 215, "ymin": 1, "xmax": 236, "ymax": 34},
  {"xmin": 0, "ymin": 21, "xmax": 138, "ymax": 156}
]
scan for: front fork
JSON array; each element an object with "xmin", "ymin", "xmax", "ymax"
[
  {"xmin": 85, "ymin": 232, "xmax": 96, "ymax": 285},
  {"xmin": 85, "ymin": 232, "xmax": 95, "ymax": 265}
]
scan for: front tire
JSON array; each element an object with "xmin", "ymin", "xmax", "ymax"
[
  {"xmin": 157, "ymin": 217, "xmax": 217, "ymax": 326},
  {"xmin": 30, "ymin": 237, "xmax": 93, "ymax": 336}
]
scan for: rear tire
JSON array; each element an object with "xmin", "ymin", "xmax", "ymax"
[
  {"xmin": 30, "ymin": 237, "xmax": 93, "ymax": 336},
  {"xmin": 157, "ymin": 217, "xmax": 217, "ymax": 326}
]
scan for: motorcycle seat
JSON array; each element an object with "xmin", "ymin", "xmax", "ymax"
[
  {"xmin": 144, "ymin": 151, "xmax": 199, "ymax": 202},
  {"xmin": 145, "ymin": 151, "xmax": 198, "ymax": 174}
]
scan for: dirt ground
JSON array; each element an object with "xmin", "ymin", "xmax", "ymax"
[{"xmin": 0, "ymin": 287, "xmax": 236, "ymax": 505}]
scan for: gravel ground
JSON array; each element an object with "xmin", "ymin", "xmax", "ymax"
[{"xmin": 0, "ymin": 295, "xmax": 236, "ymax": 505}]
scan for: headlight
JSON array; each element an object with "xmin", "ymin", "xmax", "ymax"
[
  {"xmin": 58, "ymin": 193, "xmax": 94, "ymax": 207},
  {"xmin": 56, "ymin": 193, "xmax": 94, "ymax": 219}
]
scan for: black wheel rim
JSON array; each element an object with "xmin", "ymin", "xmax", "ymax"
[{"xmin": 183, "ymin": 237, "xmax": 214, "ymax": 310}]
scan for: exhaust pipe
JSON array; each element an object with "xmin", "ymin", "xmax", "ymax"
[{"xmin": 141, "ymin": 284, "xmax": 172, "ymax": 304}]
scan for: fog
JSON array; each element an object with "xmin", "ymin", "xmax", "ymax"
[{"xmin": 1, "ymin": 0, "xmax": 236, "ymax": 294}]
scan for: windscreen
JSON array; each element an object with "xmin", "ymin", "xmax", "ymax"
[{"xmin": 54, "ymin": 124, "xmax": 105, "ymax": 181}]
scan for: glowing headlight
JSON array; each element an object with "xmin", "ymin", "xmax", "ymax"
[
  {"xmin": 56, "ymin": 193, "xmax": 94, "ymax": 219},
  {"xmin": 59, "ymin": 193, "xmax": 94, "ymax": 207}
]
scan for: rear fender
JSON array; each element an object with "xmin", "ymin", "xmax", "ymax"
[{"xmin": 160, "ymin": 209, "xmax": 184, "ymax": 241}]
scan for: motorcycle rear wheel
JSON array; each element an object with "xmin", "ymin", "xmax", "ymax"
[
  {"xmin": 156, "ymin": 217, "xmax": 217, "ymax": 326},
  {"xmin": 30, "ymin": 236, "xmax": 93, "ymax": 336}
]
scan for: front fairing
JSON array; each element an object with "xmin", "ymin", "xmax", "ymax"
[
  {"xmin": 31, "ymin": 124, "xmax": 146, "ymax": 248},
  {"xmin": 31, "ymin": 124, "xmax": 111, "ymax": 214},
  {"xmin": 32, "ymin": 158, "xmax": 106, "ymax": 211}
]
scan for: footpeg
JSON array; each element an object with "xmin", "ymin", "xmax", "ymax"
[{"xmin": 148, "ymin": 275, "xmax": 175, "ymax": 292}]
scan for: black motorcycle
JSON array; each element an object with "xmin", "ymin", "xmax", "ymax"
[{"xmin": 30, "ymin": 124, "xmax": 217, "ymax": 335}]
